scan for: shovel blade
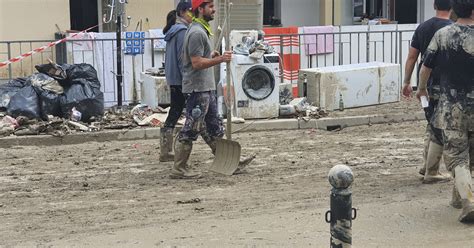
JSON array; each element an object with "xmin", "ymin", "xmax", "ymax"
[{"xmin": 209, "ymin": 139, "xmax": 241, "ymax": 176}]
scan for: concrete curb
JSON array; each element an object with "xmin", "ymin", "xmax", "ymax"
[{"xmin": 0, "ymin": 112, "xmax": 425, "ymax": 148}]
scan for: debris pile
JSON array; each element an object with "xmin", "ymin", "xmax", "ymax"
[
  {"xmin": 0, "ymin": 62, "xmax": 176, "ymax": 138},
  {"xmin": 0, "ymin": 104, "xmax": 177, "ymax": 138},
  {"xmin": 279, "ymin": 97, "xmax": 328, "ymax": 119},
  {"xmin": 0, "ymin": 62, "xmax": 104, "ymax": 122}
]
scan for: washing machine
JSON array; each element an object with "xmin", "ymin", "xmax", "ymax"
[{"xmin": 231, "ymin": 53, "xmax": 280, "ymax": 119}]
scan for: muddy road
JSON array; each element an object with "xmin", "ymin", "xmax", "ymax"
[{"xmin": 1, "ymin": 118, "xmax": 473, "ymax": 247}]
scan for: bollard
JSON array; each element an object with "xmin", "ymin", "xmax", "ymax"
[{"xmin": 325, "ymin": 164, "xmax": 357, "ymax": 248}]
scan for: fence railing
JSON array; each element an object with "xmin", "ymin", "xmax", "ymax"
[{"xmin": 0, "ymin": 26, "xmax": 417, "ymax": 106}]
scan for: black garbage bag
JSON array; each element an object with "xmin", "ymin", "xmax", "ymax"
[
  {"xmin": 64, "ymin": 63, "xmax": 101, "ymax": 89},
  {"xmin": 7, "ymin": 85, "xmax": 42, "ymax": 120},
  {"xmin": 59, "ymin": 64, "xmax": 104, "ymax": 122},
  {"xmin": 60, "ymin": 83, "xmax": 104, "ymax": 122},
  {"xmin": 0, "ymin": 77, "xmax": 29, "ymax": 110},
  {"xmin": 37, "ymin": 88, "xmax": 62, "ymax": 118},
  {"xmin": 27, "ymin": 73, "xmax": 63, "ymax": 119}
]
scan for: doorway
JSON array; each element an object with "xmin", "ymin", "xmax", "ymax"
[
  {"xmin": 69, "ymin": 0, "xmax": 99, "ymax": 32},
  {"xmin": 395, "ymin": 0, "xmax": 417, "ymax": 24}
]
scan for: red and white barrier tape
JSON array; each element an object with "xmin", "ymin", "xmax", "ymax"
[{"xmin": 0, "ymin": 24, "xmax": 99, "ymax": 68}]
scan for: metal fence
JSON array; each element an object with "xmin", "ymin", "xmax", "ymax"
[{"xmin": 0, "ymin": 26, "xmax": 417, "ymax": 106}]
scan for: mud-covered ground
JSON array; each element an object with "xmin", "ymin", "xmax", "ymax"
[{"xmin": 1, "ymin": 100, "xmax": 473, "ymax": 247}]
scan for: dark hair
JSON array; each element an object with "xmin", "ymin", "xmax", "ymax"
[
  {"xmin": 434, "ymin": 0, "xmax": 451, "ymax": 10},
  {"xmin": 176, "ymin": 1, "xmax": 192, "ymax": 17},
  {"xmin": 163, "ymin": 10, "xmax": 177, "ymax": 35},
  {"xmin": 451, "ymin": 0, "xmax": 474, "ymax": 18},
  {"xmin": 193, "ymin": 2, "xmax": 209, "ymax": 17}
]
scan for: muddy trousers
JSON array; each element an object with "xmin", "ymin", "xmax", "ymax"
[
  {"xmin": 420, "ymin": 125, "xmax": 450, "ymax": 183},
  {"xmin": 160, "ymin": 86, "xmax": 186, "ymax": 162},
  {"xmin": 172, "ymin": 91, "xmax": 224, "ymax": 177},
  {"xmin": 443, "ymin": 129, "xmax": 474, "ymax": 222},
  {"xmin": 420, "ymin": 97, "xmax": 444, "ymax": 176}
]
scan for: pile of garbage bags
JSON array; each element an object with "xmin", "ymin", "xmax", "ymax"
[{"xmin": 0, "ymin": 63, "xmax": 104, "ymax": 122}]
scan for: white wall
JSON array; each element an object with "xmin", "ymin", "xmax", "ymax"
[
  {"xmin": 420, "ymin": 0, "xmax": 436, "ymax": 22},
  {"xmin": 280, "ymin": 0, "xmax": 320, "ymax": 27}
]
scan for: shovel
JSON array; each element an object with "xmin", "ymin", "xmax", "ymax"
[{"xmin": 209, "ymin": 1, "xmax": 242, "ymax": 176}]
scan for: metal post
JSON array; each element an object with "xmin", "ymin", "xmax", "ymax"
[
  {"xmin": 104, "ymin": 0, "xmax": 130, "ymax": 106},
  {"xmin": 7, "ymin": 42, "xmax": 12, "ymax": 80},
  {"xmin": 225, "ymin": 0, "xmax": 232, "ymax": 140},
  {"xmin": 325, "ymin": 164, "xmax": 356, "ymax": 248},
  {"xmin": 116, "ymin": 13, "xmax": 123, "ymax": 106},
  {"xmin": 398, "ymin": 29, "xmax": 403, "ymax": 87},
  {"xmin": 279, "ymin": 35, "xmax": 284, "ymax": 85}
]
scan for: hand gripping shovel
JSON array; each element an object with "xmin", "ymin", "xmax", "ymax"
[{"xmin": 209, "ymin": 1, "xmax": 242, "ymax": 176}]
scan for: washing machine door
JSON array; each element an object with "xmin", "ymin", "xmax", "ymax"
[{"xmin": 241, "ymin": 65, "xmax": 275, "ymax": 100}]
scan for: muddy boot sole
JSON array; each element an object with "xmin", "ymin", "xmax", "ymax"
[
  {"xmin": 459, "ymin": 205, "xmax": 474, "ymax": 223},
  {"xmin": 422, "ymin": 174, "xmax": 451, "ymax": 184},
  {"xmin": 169, "ymin": 172, "xmax": 202, "ymax": 179},
  {"xmin": 159, "ymin": 154, "xmax": 175, "ymax": 162}
]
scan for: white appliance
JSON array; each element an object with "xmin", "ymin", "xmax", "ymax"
[
  {"xmin": 231, "ymin": 53, "xmax": 280, "ymax": 119},
  {"xmin": 140, "ymin": 72, "xmax": 170, "ymax": 107},
  {"xmin": 297, "ymin": 62, "xmax": 400, "ymax": 110},
  {"xmin": 230, "ymin": 30, "xmax": 259, "ymax": 48}
]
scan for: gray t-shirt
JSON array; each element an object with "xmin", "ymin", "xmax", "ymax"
[{"xmin": 182, "ymin": 22, "xmax": 216, "ymax": 93}]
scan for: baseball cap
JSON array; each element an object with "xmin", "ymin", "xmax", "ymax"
[
  {"xmin": 176, "ymin": 1, "xmax": 192, "ymax": 12},
  {"xmin": 192, "ymin": 0, "xmax": 212, "ymax": 11}
]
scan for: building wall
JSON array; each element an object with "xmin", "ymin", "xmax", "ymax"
[
  {"xmin": 126, "ymin": 0, "xmax": 174, "ymax": 31},
  {"xmin": 319, "ymin": 0, "xmax": 352, "ymax": 26},
  {"xmin": 0, "ymin": 0, "xmax": 71, "ymax": 41},
  {"xmin": 0, "ymin": 0, "xmax": 174, "ymax": 41},
  {"xmin": 280, "ymin": 0, "xmax": 320, "ymax": 27}
]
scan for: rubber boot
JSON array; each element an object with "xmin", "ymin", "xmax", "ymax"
[
  {"xmin": 419, "ymin": 135, "xmax": 431, "ymax": 176},
  {"xmin": 454, "ymin": 166, "xmax": 474, "ymax": 222},
  {"xmin": 205, "ymin": 137, "xmax": 255, "ymax": 174},
  {"xmin": 170, "ymin": 141, "xmax": 202, "ymax": 179},
  {"xmin": 423, "ymin": 142, "xmax": 450, "ymax": 184},
  {"xmin": 159, "ymin": 128, "xmax": 175, "ymax": 162},
  {"xmin": 450, "ymin": 185, "xmax": 462, "ymax": 209}
]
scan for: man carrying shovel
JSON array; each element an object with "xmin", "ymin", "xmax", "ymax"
[{"xmin": 171, "ymin": 0, "xmax": 250, "ymax": 179}]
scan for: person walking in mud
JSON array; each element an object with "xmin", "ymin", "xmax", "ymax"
[
  {"xmin": 402, "ymin": 0, "xmax": 453, "ymax": 183},
  {"xmin": 416, "ymin": 0, "xmax": 474, "ymax": 222},
  {"xmin": 402, "ymin": 0, "xmax": 452, "ymax": 183},
  {"xmin": 170, "ymin": 0, "xmax": 232, "ymax": 179},
  {"xmin": 160, "ymin": 2, "xmax": 194, "ymax": 162}
]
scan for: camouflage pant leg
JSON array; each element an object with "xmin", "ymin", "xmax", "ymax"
[
  {"xmin": 428, "ymin": 124, "xmax": 444, "ymax": 146},
  {"xmin": 177, "ymin": 91, "xmax": 224, "ymax": 143},
  {"xmin": 200, "ymin": 91, "xmax": 225, "ymax": 151},
  {"xmin": 443, "ymin": 129, "xmax": 470, "ymax": 172},
  {"xmin": 203, "ymin": 91, "xmax": 224, "ymax": 138}
]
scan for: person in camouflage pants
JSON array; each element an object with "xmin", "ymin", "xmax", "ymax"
[
  {"xmin": 416, "ymin": 0, "xmax": 474, "ymax": 222},
  {"xmin": 171, "ymin": 0, "xmax": 232, "ymax": 179}
]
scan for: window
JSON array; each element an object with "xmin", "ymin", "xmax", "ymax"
[
  {"xmin": 354, "ymin": 0, "xmax": 365, "ymax": 17},
  {"xmin": 263, "ymin": 0, "xmax": 281, "ymax": 26}
]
